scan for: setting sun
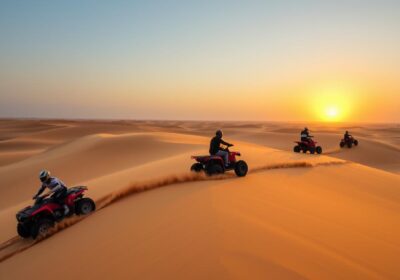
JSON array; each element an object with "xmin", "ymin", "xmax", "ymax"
[
  {"xmin": 310, "ymin": 84, "xmax": 356, "ymax": 122},
  {"xmin": 325, "ymin": 106, "xmax": 339, "ymax": 120}
]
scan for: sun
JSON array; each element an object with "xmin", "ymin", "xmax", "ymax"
[
  {"xmin": 310, "ymin": 84, "xmax": 354, "ymax": 122},
  {"xmin": 325, "ymin": 106, "xmax": 339, "ymax": 120}
]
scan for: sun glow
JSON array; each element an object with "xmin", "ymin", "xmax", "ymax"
[{"xmin": 310, "ymin": 84, "xmax": 355, "ymax": 122}]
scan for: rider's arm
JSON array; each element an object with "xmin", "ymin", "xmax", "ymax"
[
  {"xmin": 220, "ymin": 139, "xmax": 232, "ymax": 146},
  {"xmin": 34, "ymin": 185, "xmax": 46, "ymax": 198}
]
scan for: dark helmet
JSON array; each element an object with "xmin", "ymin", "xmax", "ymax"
[
  {"xmin": 346, "ymin": 130, "xmax": 349, "ymax": 134},
  {"xmin": 304, "ymin": 127, "xmax": 309, "ymax": 131},
  {"xmin": 39, "ymin": 169, "xmax": 50, "ymax": 183},
  {"xmin": 216, "ymin": 130, "xmax": 223, "ymax": 137}
]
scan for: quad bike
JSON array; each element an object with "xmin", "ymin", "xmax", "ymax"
[
  {"xmin": 340, "ymin": 136, "xmax": 358, "ymax": 148},
  {"xmin": 191, "ymin": 146, "xmax": 248, "ymax": 177},
  {"xmin": 293, "ymin": 136, "xmax": 322, "ymax": 154},
  {"xmin": 16, "ymin": 186, "xmax": 95, "ymax": 239}
]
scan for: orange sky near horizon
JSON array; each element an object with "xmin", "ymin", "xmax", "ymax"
[{"xmin": 0, "ymin": 1, "xmax": 399, "ymax": 122}]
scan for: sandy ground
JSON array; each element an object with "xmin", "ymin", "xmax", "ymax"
[{"xmin": 0, "ymin": 119, "xmax": 399, "ymax": 279}]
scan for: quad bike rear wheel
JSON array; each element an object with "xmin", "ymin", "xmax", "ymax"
[
  {"xmin": 190, "ymin": 163, "xmax": 203, "ymax": 173},
  {"xmin": 206, "ymin": 163, "xmax": 224, "ymax": 176},
  {"xmin": 293, "ymin": 146, "xmax": 301, "ymax": 153},
  {"xmin": 316, "ymin": 146, "xmax": 322, "ymax": 154},
  {"xmin": 75, "ymin": 198, "xmax": 96, "ymax": 215},
  {"xmin": 234, "ymin": 160, "xmax": 248, "ymax": 177},
  {"xmin": 31, "ymin": 218, "xmax": 54, "ymax": 239},
  {"xmin": 17, "ymin": 223, "xmax": 31, "ymax": 238}
]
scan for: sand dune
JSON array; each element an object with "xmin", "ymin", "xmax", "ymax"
[
  {"xmin": 1, "ymin": 164, "xmax": 399, "ymax": 279},
  {"xmin": 0, "ymin": 119, "xmax": 399, "ymax": 279}
]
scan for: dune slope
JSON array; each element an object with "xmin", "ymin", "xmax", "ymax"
[
  {"xmin": 1, "ymin": 164, "xmax": 399, "ymax": 280},
  {"xmin": 0, "ymin": 120, "xmax": 399, "ymax": 279}
]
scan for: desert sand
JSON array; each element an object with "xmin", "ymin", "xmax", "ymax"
[{"xmin": 0, "ymin": 119, "xmax": 399, "ymax": 279}]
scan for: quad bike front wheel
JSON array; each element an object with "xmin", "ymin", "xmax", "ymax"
[
  {"xmin": 17, "ymin": 223, "xmax": 31, "ymax": 238},
  {"xmin": 75, "ymin": 198, "xmax": 96, "ymax": 215},
  {"xmin": 293, "ymin": 146, "xmax": 301, "ymax": 153},
  {"xmin": 190, "ymin": 163, "xmax": 203, "ymax": 173},
  {"xmin": 31, "ymin": 218, "xmax": 54, "ymax": 239},
  {"xmin": 234, "ymin": 160, "xmax": 248, "ymax": 177},
  {"xmin": 309, "ymin": 147, "xmax": 316, "ymax": 154},
  {"xmin": 340, "ymin": 142, "xmax": 345, "ymax": 148},
  {"xmin": 316, "ymin": 146, "xmax": 322, "ymax": 154},
  {"xmin": 354, "ymin": 140, "xmax": 359, "ymax": 146}
]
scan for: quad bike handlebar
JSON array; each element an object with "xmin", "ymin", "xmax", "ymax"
[
  {"xmin": 221, "ymin": 144, "xmax": 234, "ymax": 152},
  {"xmin": 33, "ymin": 192, "xmax": 50, "ymax": 201}
]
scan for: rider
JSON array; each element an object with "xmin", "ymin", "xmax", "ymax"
[
  {"xmin": 209, "ymin": 130, "xmax": 233, "ymax": 167},
  {"xmin": 344, "ymin": 130, "xmax": 352, "ymax": 141},
  {"xmin": 301, "ymin": 127, "xmax": 312, "ymax": 143},
  {"xmin": 33, "ymin": 170, "xmax": 69, "ymax": 215}
]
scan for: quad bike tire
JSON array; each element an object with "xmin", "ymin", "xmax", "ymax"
[
  {"xmin": 234, "ymin": 160, "xmax": 248, "ymax": 177},
  {"xmin": 17, "ymin": 223, "xmax": 31, "ymax": 238},
  {"xmin": 206, "ymin": 163, "xmax": 224, "ymax": 176},
  {"xmin": 30, "ymin": 218, "xmax": 54, "ymax": 239},
  {"xmin": 354, "ymin": 140, "xmax": 358, "ymax": 146},
  {"xmin": 309, "ymin": 147, "xmax": 316, "ymax": 154},
  {"xmin": 75, "ymin": 198, "xmax": 96, "ymax": 215},
  {"xmin": 340, "ymin": 142, "xmax": 345, "ymax": 148},
  {"xmin": 316, "ymin": 146, "xmax": 322, "ymax": 154},
  {"xmin": 190, "ymin": 163, "xmax": 203, "ymax": 173},
  {"xmin": 347, "ymin": 142, "xmax": 353, "ymax": 148},
  {"xmin": 293, "ymin": 146, "xmax": 301, "ymax": 153}
]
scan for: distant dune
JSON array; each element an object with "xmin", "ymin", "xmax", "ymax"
[{"xmin": 0, "ymin": 120, "xmax": 399, "ymax": 279}]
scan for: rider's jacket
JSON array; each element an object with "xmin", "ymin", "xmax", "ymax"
[
  {"xmin": 209, "ymin": 136, "xmax": 231, "ymax": 155},
  {"xmin": 301, "ymin": 130, "xmax": 310, "ymax": 139},
  {"xmin": 35, "ymin": 177, "xmax": 67, "ymax": 197}
]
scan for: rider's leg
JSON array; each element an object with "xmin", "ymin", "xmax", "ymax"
[
  {"xmin": 53, "ymin": 189, "xmax": 69, "ymax": 215},
  {"xmin": 216, "ymin": 150, "xmax": 229, "ymax": 166}
]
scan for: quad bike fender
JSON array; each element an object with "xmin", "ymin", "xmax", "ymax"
[
  {"xmin": 31, "ymin": 208, "xmax": 55, "ymax": 221},
  {"xmin": 192, "ymin": 155, "xmax": 222, "ymax": 163},
  {"xmin": 65, "ymin": 191, "xmax": 85, "ymax": 206}
]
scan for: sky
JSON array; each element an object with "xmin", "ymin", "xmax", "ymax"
[{"xmin": 0, "ymin": 0, "xmax": 399, "ymax": 122}]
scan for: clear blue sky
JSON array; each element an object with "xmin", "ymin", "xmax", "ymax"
[{"xmin": 1, "ymin": 0, "xmax": 399, "ymax": 121}]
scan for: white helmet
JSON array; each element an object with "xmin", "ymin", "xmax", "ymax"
[{"xmin": 39, "ymin": 170, "xmax": 50, "ymax": 183}]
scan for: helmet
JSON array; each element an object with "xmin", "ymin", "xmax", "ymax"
[
  {"xmin": 346, "ymin": 130, "xmax": 349, "ymax": 133},
  {"xmin": 39, "ymin": 170, "xmax": 50, "ymax": 183},
  {"xmin": 304, "ymin": 127, "xmax": 308, "ymax": 131},
  {"xmin": 216, "ymin": 130, "xmax": 223, "ymax": 137}
]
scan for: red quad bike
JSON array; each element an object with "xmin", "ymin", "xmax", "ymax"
[
  {"xmin": 340, "ymin": 137, "xmax": 359, "ymax": 148},
  {"xmin": 16, "ymin": 186, "xmax": 95, "ymax": 239},
  {"xmin": 293, "ymin": 136, "xmax": 322, "ymax": 154},
  {"xmin": 191, "ymin": 146, "xmax": 248, "ymax": 177}
]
